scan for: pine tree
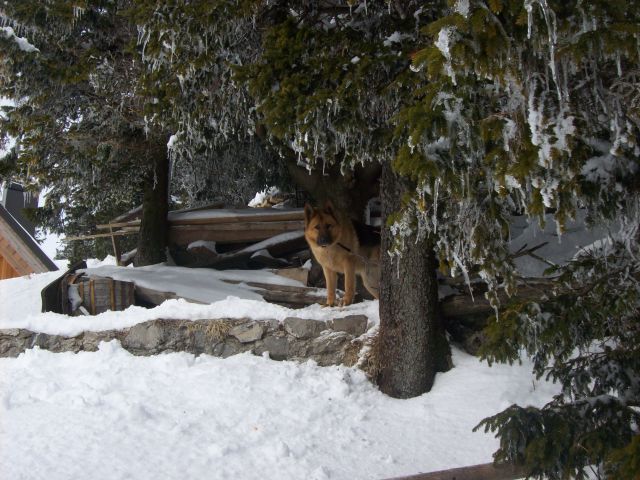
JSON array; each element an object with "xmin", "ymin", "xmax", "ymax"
[
  {"xmin": 0, "ymin": 1, "xmax": 169, "ymax": 265},
  {"xmin": 130, "ymin": 0, "xmax": 290, "ymax": 207},
  {"xmin": 234, "ymin": 0, "xmax": 452, "ymax": 396},
  {"xmin": 397, "ymin": 0, "xmax": 639, "ymax": 477}
]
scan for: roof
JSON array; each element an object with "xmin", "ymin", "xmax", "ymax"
[{"xmin": 0, "ymin": 203, "xmax": 58, "ymax": 275}]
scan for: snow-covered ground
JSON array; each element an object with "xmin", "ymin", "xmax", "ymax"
[{"xmin": 0, "ymin": 259, "xmax": 559, "ymax": 480}]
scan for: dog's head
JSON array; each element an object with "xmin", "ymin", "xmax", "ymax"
[{"xmin": 304, "ymin": 201, "xmax": 341, "ymax": 248}]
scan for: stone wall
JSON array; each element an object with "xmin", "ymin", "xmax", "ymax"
[{"xmin": 0, "ymin": 315, "xmax": 371, "ymax": 367}]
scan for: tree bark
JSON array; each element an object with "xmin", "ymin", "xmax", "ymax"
[
  {"xmin": 376, "ymin": 161, "xmax": 450, "ymax": 398},
  {"xmin": 134, "ymin": 138, "xmax": 169, "ymax": 266},
  {"xmin": 285, "ymin": 158, "xmax": 381, "ymax": 221}
]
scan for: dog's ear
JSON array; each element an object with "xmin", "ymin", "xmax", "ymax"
[
  {"xmin": 323, "ymin": 200, "xmax": 335, "ymax": 217},
  {"xmin": 304, "ymin": 203, "xmax": 313, "ymax": 225}
]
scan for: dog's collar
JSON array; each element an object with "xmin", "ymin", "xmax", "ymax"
[{"xmin": 337, "ymin": 242, "xmax": 353, "ymax": 253}]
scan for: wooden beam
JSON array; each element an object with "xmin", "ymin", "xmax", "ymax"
[
  {"xmin": 64, "ymin": 230, "xmax": 138, "ymax": 241},
  {"xmin": 384, "ymin": 463, "xmax": 527, "ymax": 480}
]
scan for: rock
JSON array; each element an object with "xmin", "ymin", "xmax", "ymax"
[
  {"xmin": 0, "ymin": 314, "xmax": 372, "ymax": 365},
  {"xmin": 329, "ymin": 315, "xmax": 368, "ymax": 336},
  {"xmin": 283, "ymin": 317, "xmax": 327, "ymax": 339},
  {"xmin": 260, "ymin": 335, "xmax": 289, "ymax": 360},
  {"xmin": 2, "ymin": 329, "xmax": 24, "ymax": 337},
  {"xmin": 229, "ymin": 322, "xmax": 265, "ymax": 343},
  {"xmin": 309, "ymin": 331, "xmax": 356, "ymax": 366},
  {"xmin": 123, "ymin": 322, "xmax": 164, "ymax": 352}
]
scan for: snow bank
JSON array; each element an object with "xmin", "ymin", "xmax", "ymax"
[
  {"xmin": 0, "ymin": 266, "xmax": 376, "ymax": 337},
  {"xmin": 0, "ymin": 341, "xmax": 557, "ymax": 480}
]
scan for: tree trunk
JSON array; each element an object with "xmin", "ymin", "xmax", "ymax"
[
  {"xmin": 376, "ymin": 161, "xmax": 450, "ymax": 398},
  {"xmin": 134, "ymin": 138, "xmax": 169, "ymax": 266},
  {"xmin": 285, "ymin": 157, "xmax": 381, "ymax": 221}
]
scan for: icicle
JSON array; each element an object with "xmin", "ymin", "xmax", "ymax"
[{"xmin": 524, "ymin": 0, "xmax": 563, "ymax": 103}]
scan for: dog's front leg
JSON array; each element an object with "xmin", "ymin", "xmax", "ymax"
[
  {"xmin": 342, "ymin": 260, "xmax": 356, "ymax": 306},
  {"xmin": 323, "ymin": 266, "xmax": 337, "ymax": 306}
]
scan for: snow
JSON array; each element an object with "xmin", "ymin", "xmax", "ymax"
[
  {"xmin": 248, "ymin": 186, "xmax": 281, "ymax": 207},
  {"xmin": 187, "ymin": 239, "xmax": 218, "ymax": 253},
  {"xmin": 383, "ymin": 31, "xmax": 404, "ymax": 47},
  {"xmin": 0, "ymin": 26, "xmax": 39, "ymax": 53},
  {"xmin": 0, "ymin": 259, "xmax": 561, "ymax": 479},
  {"xmin": 0, "ymin": 340, "xmax": 557, "ymax": 480},
  {"xmin": 238, "ymin": 230, "xmax": 304, "ymax": 254},
  {"xmin": 435, "ymin": 27, "xmax": 457, "ymax": 85},
  {"xmin": 0, "ymin": 264, "xmax": 370, "ymax": 337}
]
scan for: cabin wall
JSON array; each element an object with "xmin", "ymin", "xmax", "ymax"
[{"xmin": 0, "ymin": 252, "xmax": 20, "ymax": 280}]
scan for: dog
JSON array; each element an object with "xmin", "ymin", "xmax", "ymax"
[{"xmin": 304, "ymin": 201, "xmax": 380, "ymax": 306}]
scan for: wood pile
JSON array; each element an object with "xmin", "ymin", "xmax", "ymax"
[{"xmin": 65, "ymin": 204, "xmax": 309, "ymax": 269}]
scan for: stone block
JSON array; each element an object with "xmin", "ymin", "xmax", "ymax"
[
  {"xmin": 123, "ymin": 321, "xmax": 164, "ymax": 352},
  {"xmin": 329, "ymin": 315, "xmax": 368, "ymax": 336},
  {"xmin": 283, "ymin": 317, "xmax": 327, "ymax": 339},
  {"xmin": 229, "ymin": 322, "xmax": 265, "ymax": 343},
  {"xmin": 261, "ymin": 335, "xmax": 289, "ymax": 360}
]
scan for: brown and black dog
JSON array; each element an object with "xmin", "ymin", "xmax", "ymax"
[{"xmin": 304, "ymin": 201, "xmax": 380, "ymax": 306}]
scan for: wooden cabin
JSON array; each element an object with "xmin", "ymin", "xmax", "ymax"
[{"xmin": 0, "ymin": 183, "xmax": 58, "ymax": 280}]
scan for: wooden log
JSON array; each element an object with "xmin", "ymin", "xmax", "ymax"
[
  {"xmin": 258, "ymin": 290, "xmax": 324, "ymax": 308},
  {"xmin": 222, "ymin": 279, "xmax": 321, "ymax": 295},
  {"xmin": 384, "ymin": 462, "xmax": 527, "ymax": 480},
  {"xmin": 440, "ymin": 279, "xmax": 553, "ymax": 319},
  {"xmin": 109, "ymin": 205, "xmax": 143, "ymax": 224},
  {"xmin": 221, "ymin": 279, "xmax": 324, "ymax": 307}
]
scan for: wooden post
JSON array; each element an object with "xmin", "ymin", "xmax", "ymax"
[{"xmin": 109, "ymin": 224, "xmax": 122, "ymax": 266}]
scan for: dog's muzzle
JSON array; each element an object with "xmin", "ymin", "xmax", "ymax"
[{"xmin": 317, "ymin": 235, "xmax": 331, "ymax": 247}]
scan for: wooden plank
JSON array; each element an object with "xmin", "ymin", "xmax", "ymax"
[
  {"xmin": 109, "ymin": 225, "xmax": 122, "ymax": 266},
  {"xmin": 0, "ymin": 254, "xmax": 19, "ymax": 279},
  {"xmin": 384, "ymin": 463, "xmax": 527, "ymax": 480},
  {"xmin": 0, "ymin": 236, "xmax": 32, "ymax": 276}
]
